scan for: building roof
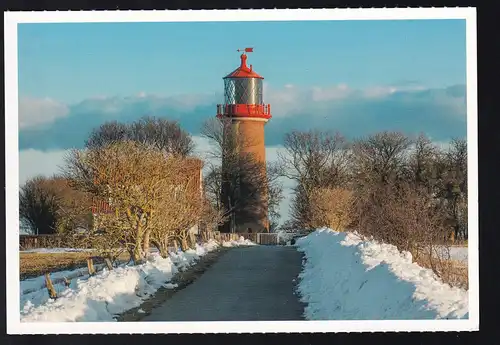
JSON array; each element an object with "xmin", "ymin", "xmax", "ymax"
[{"xmin": 224, "ymin": 53, "xmax": 264, "ymax": 79}]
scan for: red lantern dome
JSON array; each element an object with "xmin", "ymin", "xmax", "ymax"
[{"xmin": 216, "ymin": 50, "xmax": 272, "ymax": 121}]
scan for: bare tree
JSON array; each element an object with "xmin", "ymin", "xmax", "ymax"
[
  {"xmin": 128, "ymin": 116, "xmax": 195, "ymax": 156},
  {"xmin": 446, "ymin": 138, "xmax": 467, "ymax": 188},
  {"xmin": 63, "ymin": 140, "xmax": 175, "ymax": 264},
  {"xmin": 19, "ymin": 175, "xmax": 93, "ymax": 235},
  {"xmin": 203, "ymin": 164, "xmax": 223, "ymax": 212},
  {"xmin": 442, "ymin": 138, "xmax": 468, "ymax": 241},
  {"xmin": 279, "ymin": 130, "xmax": 350, "ymax": 229},
  {"xmin": 267, "ymin": 163, "xmax": 284, "ymax": 232},
  {"xmin": 309, "ymin": 187, "xmax": 355, "ymax": 232},
  {"xmin": 85, "ymin": 116, "xmax": 195, "ymax": 157},
  {"xmin": 199, "ymin": 198, "xmax": 227, "ymax": 234},
  {"xmin": 407, "ymin": 133, "xmax": 441, "ymax": 190},
  {"xmin": 351, "ymin": 131, "xmax": 412, "ymax": 187},
  {"xmin": 278, "ymin": 219, "xmax": 299, "ymax": 234},
  {"xmin": 149, "ymin": 158, "xmax": 204, "ymax": 256},
  {"xmin": 85, "ymin": 121, "xmax": 129, "ymax": 149},
  {"xmin": 280, "ymin": 130, "xmax": 351, "ymax": 187},
  {"xmin": 19, "ymin": 176, "xmax": 60, "ymax": 235}
]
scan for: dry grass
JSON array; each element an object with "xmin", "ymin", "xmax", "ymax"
[
  {"xmin": 309, "ymin": 187, "xmax": 354, "ymax": 231},
  {"xmin": 415, "ymin": 256, "xmax": 468, "ymax": 290},
  {"xmin": 442, "ymin": 260, "xmax": 468, "ymax": 290},
  {"xmin": 20, "ymin": 251, "xmax": 130, "ymax": 280}
]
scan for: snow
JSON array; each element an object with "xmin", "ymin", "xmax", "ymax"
[
  {"xmin": 222, "ymin": 236, "xmax": 257, "ymax": 247},
  {"xmin": 296, "ymin": 228, "xmax": 469, "ymax": 320},
  {"xmin": 21, "ymin": 265, "xmax": 106, "ymax": 296},
  {"xmin": 424, "ymin": 245, "xmax": 468, "ymax": 265},
  {"xmin": 276, "ymin": 230, "xmax": 295, "ymax": 244},
  {"xmin": 449, "ymin": 246, "xmax": 468, "ymax": 264},
  {"xmin": 20, "ymin": 240, "xmax": 220, "ymax": 322},
  {"xmin": 21, "ymin": 248, "xmax": 94, "ymax": 254}
]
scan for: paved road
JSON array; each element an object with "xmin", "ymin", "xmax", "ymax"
[{"xmin": 143, "ymin": 246, "xmax": 305, "ymax": 321}]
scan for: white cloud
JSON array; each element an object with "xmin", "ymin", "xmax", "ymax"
[
  {"xmin": 264, "ymin": 84, "xmax": 306, "ymax": 117},
  {"xmin": 19, "ymin": 97, "xmax": 69, "ymax": 129},
  {"xmin": 19, "ymin": 149, "xmax": 69, "ymax": 185},
  {"xmin": 19, "ymin": 83, "xmax": 466, "ymax": 152},
  {"xmin": 362, "ymin": 86, "xmax": 396, "ymax": 98},
  {"xmin": 362, "ymin": 83, "xmax": 428, "ymax": 98},
  {"xmin": 263, "ymin": 82, "xmax": 446, "ymax": 117},
  {"xmin": 311, "ymin": 84, "xmax": 353, "ymax": 102}
]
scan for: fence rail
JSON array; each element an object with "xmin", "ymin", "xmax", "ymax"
[
  {"xmin": 20, "ymin": 235, "xmax": 95, "ymax": 251},
  {"xmin": 20, "ymin": 235, "xmax": 67, "ymax": 251}
]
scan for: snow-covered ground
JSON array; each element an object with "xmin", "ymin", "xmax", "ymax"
[
  {"xmin": 276, "ymin": 230, "xmax": 295, "ymax": 244},
  {"xmin": 449, "ymin": 246, "xmax": 468, "ymax": 264},
  {"xmin": 450, "ymin": 246, "xmax": 469, "ymax": 264},
  {"xmin": 21, "ymin": 248, "xmax": 94, "ymax": 254},
  {"xmin": 424, "ymin": 245, "xmax": 468, "ymax": 265},
  {"xmin": 296, "ymin": 229, "xmax": 468, "ymax": 320},
  {"xmin": 20, "ymin": 240, "xmax": 220, "ymax": 322},
  {"xmin": 222, "ymin": 236, "xmax": 257, "ymax": 247}
]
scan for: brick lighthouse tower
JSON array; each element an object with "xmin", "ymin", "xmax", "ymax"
[{"xmin": 216, "ymin": 48, "xmax": 272, "ymax": 233}]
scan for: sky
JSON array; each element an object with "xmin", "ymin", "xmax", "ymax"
[
  {"xmin": 17, "ymin": 19, "xmax": 468, "ymax": 221},
  {"xmin": 18, "ymin": 20, "xmax": 466, "ymax": 103}
]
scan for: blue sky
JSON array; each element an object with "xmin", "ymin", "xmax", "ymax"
[
  {"xmin": 17, "ymin": 19, "xmax": 468, "ymax": 221},
  {"xmin": 18, "ymin": 20, "xmax": 466, "ymax": 103}
]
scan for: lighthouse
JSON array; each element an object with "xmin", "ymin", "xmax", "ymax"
[{"xmin": 216, "ymin": 48, "xmax": 272, "ymax": 233}]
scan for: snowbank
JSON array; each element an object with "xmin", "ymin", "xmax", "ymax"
[
  {"xmin": 296, "ymin": 229, "xmax": 468, "ymax": 320},
  {"xmin": 222, "ymin": 236, "xmax": 257, "ymax": 247},
  {"xmin": 20, "ymin": 240, "xmax": 220, "ymax": 322}
]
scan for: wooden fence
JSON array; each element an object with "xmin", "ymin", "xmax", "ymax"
[
  {"xmin": 20, "ymin": 235, "xmax": 67, "ymax": 251},
  {"xmin": 19, "ymin": 235, "xmax": 94, "ymax": 251},
  {"xmin": 21, "ymin": 231, "xmax": 280, "ymax": 250}
]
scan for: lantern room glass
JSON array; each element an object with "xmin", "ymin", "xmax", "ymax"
[{"xmin": 224, "ymin": 77, "xmax": 263, "ymax": 105}]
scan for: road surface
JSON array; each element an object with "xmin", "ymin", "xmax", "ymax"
[{"xmin": 143, "ymin": 245, "xmax": 305, "ymax": 321}]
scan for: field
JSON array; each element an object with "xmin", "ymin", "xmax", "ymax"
[{"xmin": 20, "ymin": 251, "xmax": 130, "ymax": 280}]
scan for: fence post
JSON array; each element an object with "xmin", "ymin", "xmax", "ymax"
[
  {"xmin": 45, "ymin": 273, "xmax": 57, "ymax": 299},
  {"xmin": 87, "ymin": 257, "xmax": 96, "ymax": 276},
  {"xmin": 104, "ymin": 257, "xmax": 113, "ymax": 271}
]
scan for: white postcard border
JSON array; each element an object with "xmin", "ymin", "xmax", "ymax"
[{"xmin": 4, "ymin": 7, "xmax": 478, "ymax": 334}]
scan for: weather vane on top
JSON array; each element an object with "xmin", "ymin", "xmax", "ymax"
[{"xmin": 237, "ymin": 47, "xmax": 254, "ymax": 53}]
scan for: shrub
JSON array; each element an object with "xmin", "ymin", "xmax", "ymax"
[{"xmin": 309, "ymin": 187, "xmax": 354, "ymax": 231}]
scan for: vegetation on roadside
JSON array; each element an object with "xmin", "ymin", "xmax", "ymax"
[
  {"xmin": 20, "ymin": 117, "xmax": 227, "ymax": 268},
  {"xmin": 19, "ymin": 115, "xmax": 468, "ymax": 289},
  {"xmin": 278, "ymin": 130, "xmax": 468, "ymax": 288},
  {"xmin": 19, "ymin": 116, "xmax": 282, "ymax": 271}
]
